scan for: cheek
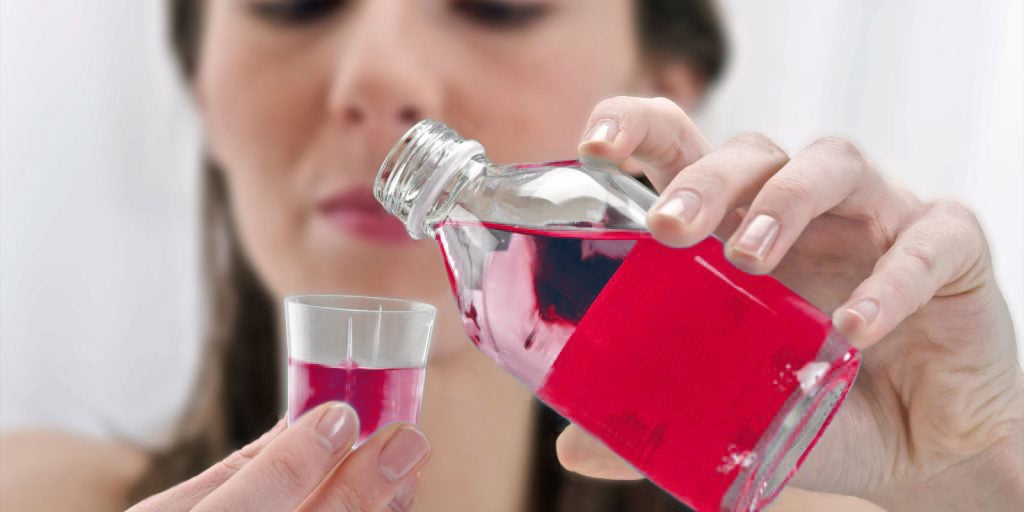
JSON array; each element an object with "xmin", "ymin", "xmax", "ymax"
[
  {"xmin": 199, "ymin": 65, "xmax": 304, "ymax": 296},
  {"xmin": 448, "ymin": 10, "xmax": 639, "ymax": 163},
  {"xmin": 196, "ymin": 17, "xmax": 332, "ymax": 296},
  {"xmin": 198, "ymin": 35, "xmax": 325, "ymax": 183}
]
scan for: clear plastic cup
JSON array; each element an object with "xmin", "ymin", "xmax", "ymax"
[{"xmin": 285, "ymin": 295, "xmax": 436, "ymax": 444}]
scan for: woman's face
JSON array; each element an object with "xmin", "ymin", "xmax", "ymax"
[{"xmin": 197, "ymin": 0, "xmax": 648, "ymax": 354}]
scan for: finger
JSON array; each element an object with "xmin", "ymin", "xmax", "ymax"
[
  {"xmin": 646, "ymin": 132, "xmax": 790, "ymax": 247},
  {"xmin": 832, "ymin": 200, "xmax": 989, "ymax": 349},
  {"xmin": 127, "ymin": 419, "xmax": 287, "ymax": 511},
  {"xmin": 388, "ymin": 472, "xmax": 421, "ymax": 512},
  {"xmin": 194, "ymin": 402, "xmax": 359, "ymax": 512},
  {"xmin": 578, "ymin": 96, "xmax": 711, "ymax": 191},
  {"xmin": 555, "ymin": 424, "xmax": 643, "ymax": 480},
  {"xmin": 299, "ymin": 424, "xmax": 431, "ymax": 511},
  {"xmin": 723, "ymin": 137, "xmax": 913, "ymax": 274}
]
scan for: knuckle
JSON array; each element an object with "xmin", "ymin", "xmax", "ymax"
[
  {"xmin": 267, "ymin": 450, "xmax": 310, "ymax": 493},
  {"xmin": 196, "ymin": 503, "xmax": 233, "ymax": 512},
  {"xmin": 729, "ymin": 131, "xmax": 787, "ymax": 161},
  {"xmin": 931, "ymin": 198, "xmax": 980, "ymax": 228},
  {"xmin": 219, "ymin": 454, "xmax": 249, "ymax": 474},
  {"xmin": 649, "ymin": 95, "xmax": 682, "ymax": 111},
  {"xmin": 237, "ymin": 441, "xmax": 262, "ymax": 461},
  {"xmin": 812, "ymin": 136, "xmax": 864, "ymax": 162},
  {"xmin": 876, "ymin": 271, "xmax": 918, "ymax": 307},
  {"xmin": 648, "ymin": 138, "xmax": 686, "ymax": 169},
  {"xmin": 649, "ymin": 97, "xmax": 694, "ymax": 129},
  {"xmin": 220, "ymin": 445, "xmax": 258, "ymax": 474},
  {"xmin": 764, "ymin": 174, "xmax": 814, "ymax": 206},
  {"xmin": 593, "ymin": 96, "xmax": 635, "ymax": 116},
  {"xmin": 201, "ymin": 503, "xmax": 235, "ymax": 512},
  {"xmin": 322, "ymin": 479, "xmax": 373, "ymax": 512},
  {"xmin": 926, "ymin": 199, "xmax": 988, "ymax": 263},
  {"xmin": 898, "ymin": 240, "xmax": 938, "ymax": 277},
  {"xmin": 680, "ymin": 162, "xmax": 729, "ymax": 192}
]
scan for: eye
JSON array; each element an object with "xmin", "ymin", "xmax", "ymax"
[
  {"xmin": 249, "ymin": 0, "xmax": 346, "ymax": 26},
  {"xmin": 452, "ymin": 0, "xmax": 551, "ymax": 30}
]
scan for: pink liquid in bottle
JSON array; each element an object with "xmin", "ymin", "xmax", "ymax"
[
  {"xmin": 375, "ymin": 119, "xmax": 860, "ymax": 511},
  {"xmin": 436, "ymin": 221, "xmax": 859, "ymax": 511},
  {"xmin": 288, "ymin": 359, "xmax": 425, "ymax": 443}
]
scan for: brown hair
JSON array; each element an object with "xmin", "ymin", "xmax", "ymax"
[{"xmin": 130, "ymin": 2, "xmax": 726, "ymax": 509}]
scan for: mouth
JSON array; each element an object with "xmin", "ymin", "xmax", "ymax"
[{"xmin": 317, "ymin": 185, "xmax": 412, "ymax": 244}]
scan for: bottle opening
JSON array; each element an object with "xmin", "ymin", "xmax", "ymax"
[{"xmin": 375, "ymin": 119, "xmax": 484, "ymax": 239}]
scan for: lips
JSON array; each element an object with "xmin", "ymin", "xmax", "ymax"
[{"xmin": 318, "ymin": 186, "xmax": 412, "ymax": 244}]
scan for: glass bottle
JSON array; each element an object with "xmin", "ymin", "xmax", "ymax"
[{"xmin": 375, "ymin": 119, "xmax": 860, "ymax": 512}]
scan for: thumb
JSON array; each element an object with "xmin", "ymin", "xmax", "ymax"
[
  {"xmin": 556, "ymin": 424, "xmax": 643, "ymax": 481},
  {"xmin": 127, "ymin": 419, "xmax": 286, "ymax": 511}
]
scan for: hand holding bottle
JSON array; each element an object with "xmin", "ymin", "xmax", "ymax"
[
  {"xmin": 557, "ymin": 97, "xmax": 1024, "ymax": 510},
  {"xmin": 129, "ymin": 402, "xmax": 430, "ymax": 512}
]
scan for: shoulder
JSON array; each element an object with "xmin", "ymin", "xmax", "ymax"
[{"xmin": 0, "ymin": 428, "xmax": 149, "ymax": 511}]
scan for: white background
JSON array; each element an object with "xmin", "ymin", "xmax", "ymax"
[{"xmin": 2, "ymin": 0, "xmax": 1022, "ymax": 445}]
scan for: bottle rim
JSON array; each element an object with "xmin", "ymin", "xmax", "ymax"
[{"xmin": 375, "ymin": 119, "xmax": 484, "ymax": 239}]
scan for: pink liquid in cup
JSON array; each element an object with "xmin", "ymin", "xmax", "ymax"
[{"xmin": 288, "ymin": 359, "xmax": 425, "ymax": 443}]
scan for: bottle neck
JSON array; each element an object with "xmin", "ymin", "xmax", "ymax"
[{"xmin": 375, "ymin": 119, "xmax": 486, "ymax": 239}]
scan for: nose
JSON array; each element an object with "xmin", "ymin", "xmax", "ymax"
[{"xmin": 327, "ymin": 4, "xmax": 441, "ymax": 147}]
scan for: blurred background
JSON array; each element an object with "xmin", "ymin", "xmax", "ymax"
[{"xmin": 2, "ymin": 0, "xmax": 1021, "ymax": 447}]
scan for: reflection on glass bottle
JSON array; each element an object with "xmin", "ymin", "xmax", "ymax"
[{"xmin": 376, "ymin": 120, "xmax": 860, "ymax": 512}]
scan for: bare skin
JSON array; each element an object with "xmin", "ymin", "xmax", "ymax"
[
  {"xmin": 0, "ymin": 430, "xmax": 147, "ymax": 511},
  {"xmin": 4, "ymin": 0, "xmax": 1020, "ymax": 510},
  {"xmin": 558, "ymin": 97, "xmax": 1024, "ymax": 511}
]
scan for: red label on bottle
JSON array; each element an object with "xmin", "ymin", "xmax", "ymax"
[{"xmin": 537, "ymin": 238, "xmax": 835, "ymax": 510}]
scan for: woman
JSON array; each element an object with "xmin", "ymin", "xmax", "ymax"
[{"xmin": 2, "ymin": 0, "xmax": 1021, "ymax": 511}]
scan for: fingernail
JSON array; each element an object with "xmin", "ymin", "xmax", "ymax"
[
  {"xmin": 389, "ymin": 474, "xmax": 420, "ymax": 511},
  {"xmin": 314, "ymin": 403, "xmax": 358, "ymax": 453},
  {"xmin": 379, "ymin": 426, "xmax": 431, "ymax": 482},
  {"xmin": 844, "ymin": 298, "xmax": 880, "ymax": 326},
  {"xmin": 733, "ymin": 214, "xmax": 779, "ymax": 261},
  {"xmin": 583, "ymin": 119, "xmax": 618, "ymax": 145},
  {"xmin": 652, "ymin": 189, "xmax": 701, "ymax": 224}
]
